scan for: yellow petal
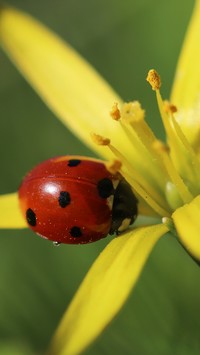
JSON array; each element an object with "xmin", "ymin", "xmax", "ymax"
[
  {"xmin": 0, "ymin": 7, "xmax": 123, "ymax": 159},
  {"xmin": 49, "ymin": 224, "xmax": 168, "ymax": 355},
  {"xmin": 0, "ymin": 192, "xmax": 27, "ymax": 229},
  {"xmin": 172, "ymin": 194, "xmax": 200, "ymax": 261},
  {"xmin": 171, "ymin": 0, "xmax": 200, "ymax": 108}
]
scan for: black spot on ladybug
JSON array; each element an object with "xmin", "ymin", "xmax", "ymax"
[
  {"xmin": 97, "ymin": 178, "xmax": 114, "ymax": 198},
  {"xmin": 26, "ymin": 208, "xmax": 36, "ymax": 226},
  {"xmin": 58, "ymin": 191, "xmax": 71, "ymax": 208},
  {"xmin": 68, "ymin": 159, "xmax": 81, "ymax": 167},
  {"xmin": 70, "ymin": 226, "xmax": 82, "ymax": 238}
]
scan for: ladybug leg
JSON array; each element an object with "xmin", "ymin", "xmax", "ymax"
[{"xmin": 116, "ymin": 229, "xmax": 122, "ymax": 236}]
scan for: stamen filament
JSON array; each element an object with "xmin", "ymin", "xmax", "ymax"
[
  {"xmin": 114, "ymin": 102, "xmax": 170, "ymax": 192},
  {"xmin": 120, "ymin": 102, "xmax": 156, "ymax": 144},
  {"xmin": 156, "ymin": 90, "xmax": 200, "ymax": 184},
  {"xmin": 118, "ymin": 122, "xmax": 154, "ymax": 168},
  {"xmin": 122, "ymin": 171, "xmax": 171, "ymax": 217},
  {"xmin": 122, "ymin": 118, "xmax": 167, "ymax": 172},
  {"xmin": 153, "ymin": 140, "xmax": 193, "ymax": 204},
  {"xmin": 156, "ymin": 90, "xmax": 176, "ymax": 137},
  {"xmin": 168, "ymin": 110, "xmax": 200, "ymax": 178},
  {"xmin": 108, "ymin": 144, "xmax": 169, "ymax": 210}
]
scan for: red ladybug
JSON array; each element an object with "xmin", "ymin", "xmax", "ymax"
[{"xmin": 18, "ymin": 156, "xmax": 138, "ymax": 244}]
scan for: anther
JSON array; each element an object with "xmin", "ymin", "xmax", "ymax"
[
  {"xmin": 146, "ymin": 69, "xmax": 161, "ymax": 90},
  {"xmin": 105, "ymin": 159, "xmax": 122, "ymax": 174},
  {"xmin": 121, "ymin": 101, "xmax": 145, "ymax": 123},
  {"xmin": 164, "ymin": 101, "xmax": 177, "ymax": 114},
  {"xmin": 110, "ymin": 102, "xmax": 121, "ymax": 120},
  {"xmin": 153, "ymin": 140, "xmax": 170, "ymax": 153},
  {"xmin": 91, "ymin": 133, "xmax": 110, "ymax": 145}
]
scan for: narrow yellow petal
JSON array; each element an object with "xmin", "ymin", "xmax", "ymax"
[
  {"xmin": 0, "ymin": 192, "xmax": 27, "ymax": 229},
  {"xmin": 49, "ymin": 224, "xmax": 168, "ymax": 355},
  {"xmin": 171, "ymin": 0, "xmax": 200, "ymax": 108},
  {"xmin": 0, "ymin": 7, "xmax": 125, "ymax": 159},
  {"xmin": 172, "ymin": 195, "xmax": 200, "ymax": 261}
]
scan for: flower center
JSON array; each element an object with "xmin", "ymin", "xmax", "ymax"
[{"xmin": 92, "ymin": 69, "xmax": 200, "ymax": 218}]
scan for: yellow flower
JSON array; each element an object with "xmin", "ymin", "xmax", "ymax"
[{"xmin": 0, "ymin": 2, "xmax": 200, "ymax": 354}]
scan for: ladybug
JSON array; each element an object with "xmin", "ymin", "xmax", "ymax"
[{"xmin": 18, "ymin": 156, "xmax": 138, "ymax": 244}]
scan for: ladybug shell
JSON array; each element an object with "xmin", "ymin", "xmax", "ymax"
[{"xmin": 18, "ymin": 156, "xmax": 119, "ymax": 244}]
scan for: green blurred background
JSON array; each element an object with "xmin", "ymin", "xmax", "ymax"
[{"xmin": 0, "ymin": 0, "xmax": 199, "ymax": 354}]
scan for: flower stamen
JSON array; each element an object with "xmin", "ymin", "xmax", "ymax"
[
  {"xmin": 123, "ymin": 172, "xmax": 170, "ymax": 217},
  {"xmin": 110, "ymin": 103, "xmax": 121, "ymax": 121},
  {"xmin": 91, "ymin": 133, "xmax": 110, "ymax": 146},
  {"xmin": 105, "ymin": 159, "xmax": 122, "ymax": 174},
  {"xmin": 168, "ymin": 109, "xmax": 200, "ymax": 183},
  {"xmin": 164, "ymin": 101, "xmax": 177, "ymax": 114},
  {"xmin": 147, "ymin": 70, "xmax": 180, "ymax": 143},
  {"xmin": 91, "ymin": 132, "xmax": 170, "ymax": 216},
  {"xmin": 146, "ymin": 69, "xmax": 161, "ymax": 90},
  {"xmin": 109, "ymin": 102, "xmax": 171, "ymax": 196},
  {"xmin": 147, "ymin": 69, "xmax": 200, "ymax": 195},
  {"xmin": 153, "ymin": 140, "xmax": 193, "ymax": 203},
  {"xmin": 119, "ymin": 102, "xmax": 168, "ymax": 171}
]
